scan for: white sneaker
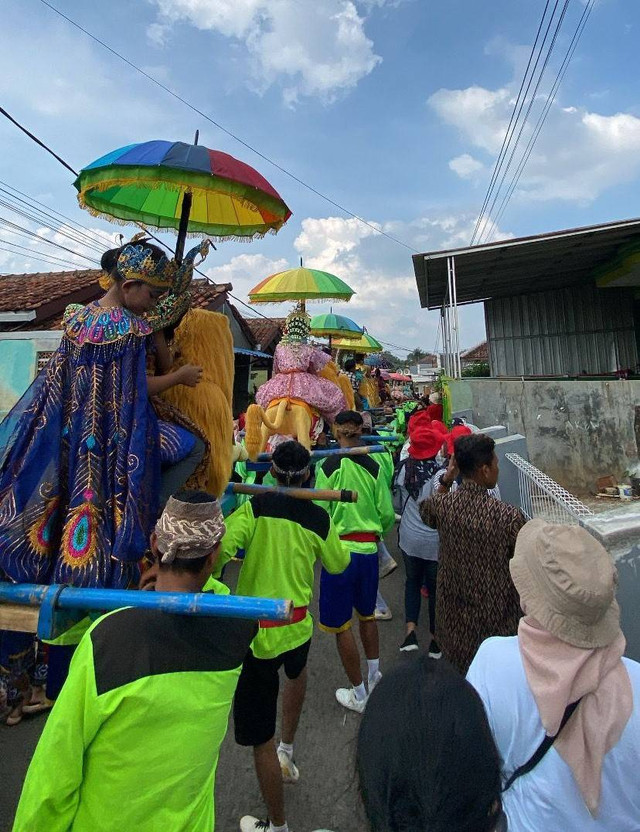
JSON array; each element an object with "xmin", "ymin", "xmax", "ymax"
[
  {"xmin": 335, "ymin": 687, "xmax": 367, "ymax": 713},
  {"xmin": 374, "ymin": 608, "xmax": 392, "ymax": 621},
  {"xmin": 378, "ymin": 557, "xmax": 398, "ymax": 579},
  {"xmin": 239, "ymin": 817, "xmax": 270, "ymax": 832},
  {"xmin": 368, "ymin": 670, "xmax": 382, "ymax": 695},
  {"xmin": 277, "ymin": 749, "xmax": 300, "ymax": 784}
]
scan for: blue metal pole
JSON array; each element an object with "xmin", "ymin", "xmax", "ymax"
[
  {"xmin": 256, "ymin": 444, "xmax": 385, "ymax": 462},
  {"xmin": 361, "ymin": 434, "xmax": 399, "ymax": 443},
  {"xmin": 0, "ymin": 583, "xmax": 292, "ymax": 622}
]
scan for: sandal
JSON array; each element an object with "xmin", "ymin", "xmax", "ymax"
[{"xmin": 22, "ymin": 686, "xmax": 53, "ymax": 715}]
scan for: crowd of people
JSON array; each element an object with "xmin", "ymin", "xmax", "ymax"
[{"xmin": 1, "ymin": 237, "xmax": 639, "ymax": 832}]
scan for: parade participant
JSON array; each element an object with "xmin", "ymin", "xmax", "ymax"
[
  {"xmin": 0, "ymin": 237, "xmax": 210, "ymax": 591},
  {"xmin": 316, "ymin": 411, "xmax": 395, "ymax": 713},
  {"xmin": 468, "ymin": 521, "xmax": 640, "ymax": 831},
  {"xmin": 210, "ymin": 441, "xmax": 349, "ymax": 832},
  {"xmin": 358, "ymin": 657, "xmax": 504, "ymax": 832},
  {"xmin": 342, "ymin": 358, "xmax": 364, "ymax": 410},
  {"xmin": 13, "ymin": 491, "xmax": 256, "ymax": 832},
  {"xmin": 421, "ymin": 434, "xmax": 526, "ymax": 673},
  {"xmin": 396, "ymin": 424, "xmax": 446, "ymax": 655},
  {"xmin": 425, "ymin": 391, "xmax": 443, "ymax": 422}
]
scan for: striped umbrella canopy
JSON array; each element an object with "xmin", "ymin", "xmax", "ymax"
[
  {"xmin": 310, "ymin": 313, "xmax": 363, "ymax": 340},
  {"xmin": 74, "ymin": 139, "xmax": 291, "ymax": 242},
  {"xmin": 333, "ymin": 332, "xmax": 383, "ymax": 353},
  {"xmin": 249, "ymin": 267, "xmax": 354, "ymax": 304}
]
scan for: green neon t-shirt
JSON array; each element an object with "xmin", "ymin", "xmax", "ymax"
[
  {"xmin": 13, "ymin": 607, "xmax": 256, "ymax": 832},
  {"xmin": 314, "ymin": 453, "xmax": 395, "ymax": 554},
  {"xmin": 211, "ymin": 494, "xmax": 349, "ymax": 660}
]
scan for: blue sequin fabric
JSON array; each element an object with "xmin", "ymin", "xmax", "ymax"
[{"xmin": 0, "ymin": 303, "xmax": 191, "ymax": 589}]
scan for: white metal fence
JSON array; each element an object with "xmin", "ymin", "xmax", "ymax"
[{"xmin": 505, "ymin": 453, "xmax": 594, "ymax": 525}]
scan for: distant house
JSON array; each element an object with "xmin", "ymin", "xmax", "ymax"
[
  {"xmin": 460, "ymin": 341, "xmax": 488, "ymax": 368},
  {"xmin": 245, "ymin": 316, "xmax": 286, "ymax": 395},
  {"xmin": 0, "ymin": 269, "xmax": 265, "ymax": 415}
]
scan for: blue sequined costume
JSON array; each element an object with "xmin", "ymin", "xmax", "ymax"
[{"xmin": 0, "ymin": 303, "xmax": 195, "ymax": 589}]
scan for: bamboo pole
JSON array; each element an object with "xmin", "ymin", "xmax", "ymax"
[{"xmin": 226, "ymin": 482, "xmax": 358, "ymax": 502}]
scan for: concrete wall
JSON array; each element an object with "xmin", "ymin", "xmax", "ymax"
[{"xmin": 449, "ymin": 378, "xmax": 640, "ymax": 493}]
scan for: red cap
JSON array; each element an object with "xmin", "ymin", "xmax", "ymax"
[
  {"xmin": 407, "ymin": 409, "xmax": 432, "ymax": 436},
  {"xmin": 408, "ymin": 425, "xmax": 446, "ymax": 460},
  {"xmin": 446, "ymin": 424, "xmax": 472, "ymax": 455}
]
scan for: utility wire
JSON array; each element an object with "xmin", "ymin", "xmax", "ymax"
[
  {"xmin": 0, "ymin": 216, "xmax": 99, "ymax": 263},
  {"xmin": 36, "ymin": 0, "xmax": 419, "ymax": 254},
  {"xmin": 0, "ymin": 196, "xmax": 105, "ymax": 254},
  {"xmin": 0, "ymin": 103, "xmax": 78, "ymax": 176},
  {"xmin": 470, "ymin": 0, "xmax": 552, "ymax": 245},
  {"xmin": 477, "ymin": 0, "xmax": 570, "ymax": 243},
  {"xmin": 0, "ymin": 240, "xmax": 83, "ymax": 270},
  {"xmin": 486, "ymin": 0, "xmax": 596, "ymax": 238}
]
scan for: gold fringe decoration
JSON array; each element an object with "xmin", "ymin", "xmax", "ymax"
[
  {"xmin": 161, "ymin": 309, "xmax": 234, "ymax": 498},
  {"xmin": 317, "ymin": 360, "xmax": 354, "ymax": 411}
]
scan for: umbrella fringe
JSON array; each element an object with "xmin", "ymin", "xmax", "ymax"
[
  {"xmin": 77, "ymin": 198, "xmax": 284, "ymax": 244},
  {"xmin": 249, "ymin": 295, "xmax": 352, "ymax": 305}
]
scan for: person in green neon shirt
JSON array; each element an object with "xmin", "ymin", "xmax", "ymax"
[
  {"xmin": 208, "ymin": 441, "xmax": 349, "ymax": 832},
  {"xmin": 315, "ymin": 411, "xmax": 395, "ymax": 714},
  {"xmin": 13, "ymin": 491, "xmax": 256, "ymax": 832}
]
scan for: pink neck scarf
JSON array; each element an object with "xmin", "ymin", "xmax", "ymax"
[{"xmin": 518, "ymin": 616, "xmax": 633, "ymax": 817}]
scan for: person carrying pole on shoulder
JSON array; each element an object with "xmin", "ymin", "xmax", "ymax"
[
  {"xmin": 315, "ymin": 410, "xmax": 395, "ymax": 713},
  {"xmin": 13, "ymin": 490, "xmax": 256, "ymax": 832},
  {"xmin": 209, "ymin": 440, "xmax": 349, "ymax": 832}
]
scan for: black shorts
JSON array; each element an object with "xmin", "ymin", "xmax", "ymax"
[{"xmin": 234, "ymin": 639, "xmax": 311, "ymax": 747}]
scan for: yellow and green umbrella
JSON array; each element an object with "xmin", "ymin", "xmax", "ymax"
[
  {"xmin": 333, "ymin": 332, "xmax": 383, "ymax": 353},
  {"xmin": 248, "ymin": 267, "xmax": 354, "ymax": 304},
  {"xmin": 310, "ymin": 313, "xmax": 363, "ymax": 340}
]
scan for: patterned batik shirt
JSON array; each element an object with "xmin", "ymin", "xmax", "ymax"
[{"xmin": 421, "ymin": 481, "xmax": 526, "ymax": 674}]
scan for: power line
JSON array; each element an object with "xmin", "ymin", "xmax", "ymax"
[
  {"xmin": 0, "ymin": 240, "xmax": 83, "ymax": 270},
  {"xmin": 0, "ymin": 195, "xmax": 105, "ymax": 255},
  {"xmin": 0, "ymin": 215, "xmax": 99, "ymax": 264},
  {"xmin": 477, "ymin": 0, "xmax": 570, "ymax": 243},
  {"xmin": 486, "ymin": 0, "xmax": 596, "ymax": 238},
  {"xmin": 36, "ymin": 0, "xmax": 419, "ymax": 254},
  {"xmin": 0, "ymin": 103, "xmax": 78, "ymax": 176},
  {"xmin": 470, "ymin": 0, "xmax": 552, "ymax": 245}
]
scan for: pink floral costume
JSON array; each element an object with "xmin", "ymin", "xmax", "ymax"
[{"xmin": 256, "ymin": 343, "xmax": 346, "ymax": 423}]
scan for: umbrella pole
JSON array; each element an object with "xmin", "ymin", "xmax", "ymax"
[{"xmin": 175, "ymin": 191, "xmax": 192, "ymax": 264}]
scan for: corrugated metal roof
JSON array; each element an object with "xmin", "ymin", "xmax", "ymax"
[{"xmin": 413, "ymin": 217, "xmax": 640, "ymax": 309}]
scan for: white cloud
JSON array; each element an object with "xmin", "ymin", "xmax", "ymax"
[
  {"xmin": 449, "ymin": 153, "xmax": 485, "ymax": 180},
  {"xmin": 148, "ymin": 0, "xmax": 383, "ymax": 105},
  {"xmin": 203, "ymin": 253, "xmax": 289, "ymax": 295},
  {"xmin": 428, "ymin": 83, "xmax": 640, "ymax": 203},
  {"xmin": 287, "ymin": 213, "xmax": 510, "ymax": 349}
]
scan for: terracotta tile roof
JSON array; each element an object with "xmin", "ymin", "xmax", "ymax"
[
  {"xmin": 0, "ymin": 270, "xmax": 230, "ymax": 330},
  {"xmin": 461, "ymin": 341, "xmax": 489, "ymax": 361},
  {"xmin": 245, "ymin": 317, "xmax": 286, "ymax": 351}
]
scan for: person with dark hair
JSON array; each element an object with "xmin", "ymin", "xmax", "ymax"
[
  {"xmin": 341, "ymin": 358, "xmax": 364, "ymax": 410},
  {"xmin": 316, "ymin": 411, "xmax": 395, "ymax": 713},
  {"xmin": 209, "ymin": 440, "xmax": 349, "ymax": 832},
  {"xmin": 0, "ymin": 238, "xmax": 210, "ymax": 723},
  {"xmin": 420, "ymin": 433, "xmax": 526, "ymax": 674},
  {"xmin": 358, "ymin": 656, "xmax": 504, "ymax": 832},
  {"xmin": 14, "ymin": 491, "xmax": 256, "ymax": 832}
]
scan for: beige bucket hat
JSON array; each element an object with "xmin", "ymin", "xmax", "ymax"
[{"xmin": 510, "ymin": 519, "xmax": 621, "ymax": 649}]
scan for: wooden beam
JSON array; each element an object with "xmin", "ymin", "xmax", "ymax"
[{"xmin": 0, "ymin": 603, "xmax": 38, "ymax": 633}]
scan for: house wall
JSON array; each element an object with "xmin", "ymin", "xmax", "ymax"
[
  {"xmin": 449, "ymin": 377, "xmax": 640, "ymax": 493},
  {"xmin": 485, "ymin": 284, "xmax": 638, "ymax": 376},
  {"xmin": 0, "ymin": 332, "xmax": 62, "ymax": 418}
]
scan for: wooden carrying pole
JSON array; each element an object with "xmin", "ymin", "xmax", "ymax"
[
  {"xmin": 257, "ymin": 444, "xmax": 385, "ymax": 463},
  {"xmin": 226, "ymin": 483, "xmax": 358, "ymax": 502}
]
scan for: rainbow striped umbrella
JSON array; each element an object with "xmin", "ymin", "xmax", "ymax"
[
  {"xmin": 74, "ymin": 139, "xmax": 291, "ymax": 248},
  {"xmin": 310, "ymin": 313, "xmax": 363, "ymax": 340},
  {"xmin": 332, "ymin": 332, "xmax": 383, "ymax": 353},
  {"xmin": 248, "ymin": 267, "xmax": 354, "ymax": 304}
]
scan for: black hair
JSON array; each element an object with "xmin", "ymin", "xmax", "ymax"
[
  {"xmin": 344, "ymin": 358, "xmax": 356, "ymax": 371},
  {"xmin": 454, "ymin": 434, "xmax": 496, "ymax": 478},
  {"xmin": 357, "ymin": 657, "xmax": 502, "ymax": 832},
  {"xmin": 334, "ymin": 410, "xmax": 363, "ymax": 427},
  {"xmin": 158, "ymin": 490, "xmax": 218, "ymax": 575},
  {"xmin": 271, "ymin": 440, "xmax": 311, "ymax": 486},
  {"xmin": 100, "ymin": 238, "xmax": 167, "ymax": 280}
]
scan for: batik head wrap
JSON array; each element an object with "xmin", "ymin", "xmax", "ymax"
[{"xmin": 154, "ymin": 493, "xmax": 225, "ymax": 565}]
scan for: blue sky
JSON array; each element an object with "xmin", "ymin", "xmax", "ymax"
[{"xmin": 1, "ymin": 0, "xmax": 638, "ymax": 355}]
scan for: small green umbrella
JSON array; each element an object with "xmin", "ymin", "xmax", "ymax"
[
  {"xmin": 332, "ymin": 332, "xmax": 383, "ymax": 353},
  {"xmin": 248, "ymin": 267, "xmax": 354, "ymax": 304},
  {"xmin": 310, "ymin": 313, "xmax": 363, "ymax": 340}
]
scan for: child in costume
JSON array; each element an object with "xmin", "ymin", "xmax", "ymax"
[
  {"xmin": 255, "ymin": 304, "xmax": 346, "ymax": 425},
  {"xmin": 0, "ymin": 236, "xmax": 211, "ymax": 591}
]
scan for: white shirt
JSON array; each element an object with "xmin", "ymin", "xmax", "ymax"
[{"xmin": 467, "ymin": 637, "xmax": 640, "ymax": 832}]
